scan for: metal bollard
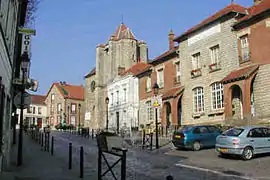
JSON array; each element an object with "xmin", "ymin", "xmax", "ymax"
[
  {"xmin": 68, "ymin": 143, "xmax": 72, "ymax": 169},
  {"xmin": 41, "ymin": 133, "xmax": 44, "ymax": 147},
  {"xmin": 91, "ymin": 129, "xmax": 94, "ymax": 139},
  {"xmin": 98, "ymin": 148, "xmax": 102, "ymax": 180},
  {"xmin": 166, "ymin": 175, "xmax": 174, "ymax": 180},
  {"xmin": 150, "ymin": 133, "xmax": 153, "ymax": 151},
  {"xmin": 80, "ymin": 146, "xmax": 84, "ymax": 178},
  {"xmin": 51, "ymin": 136, "xmax": 54, "ymax": 156},
  {"xmin": 47, "ymin": 133, "xmax": 50, "ymax": 152},
  {"xmin": 142, "ymin": 130, "xmax": 145, "ymax": 149},
  {"xmin": 121, "ymin": 149, "xmax": 127, "ymax": 180},
  {"xmin": 44, "ymin": 133, "xmax": 47, "ymax": 151}
]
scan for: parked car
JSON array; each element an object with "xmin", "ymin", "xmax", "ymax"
[
  {"xmin": 172, "ymin": 125, "xmax": 222, "ymax": 151},
  {"xmin": 215, "ymin": 126, "xmax": 270, "ymax": 160}
]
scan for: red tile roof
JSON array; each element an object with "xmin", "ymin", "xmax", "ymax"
[
  {"xmin": 162, "ymin": 86, "xmax": 184, "ymax": 100},
  {"xmin": 121, "ymin": 62, "xmax": 152, "ymax": 76},
  {"xmin": 235, "ymin": 0, "xmax": 270, "ymax": 25},
  {"xmin": 111, "ymin": 23, "xmax": 136, "ymax": 40},
  {"xmin": 31, "ymin": 94, "xmax": 46, "ymax": 105},
  {"xmin": 222, "ymin": 65, "xmax": 259, "ymax": 84},
  {"xmin": 174, "ymin": 3, "xmax": 246, "ymax": 42},
  {"xmin": 152, "ymin": 46, "xmax": 179, "ymax": 62},
  {"xmin": 47, "ymin": 82, "xmax": 84, "ymax": 101},
  {"xmin": 84, "ymin": 67, "xmax": 96, "ymax": 78}
]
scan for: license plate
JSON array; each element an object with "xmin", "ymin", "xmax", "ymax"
[
  {"xmin": 219, "ymin": 148, "xmax": 228, "ymax": 153},
  {"xmin": 175, "ymin": 135, "xmax": 181, "ymax": 138}
]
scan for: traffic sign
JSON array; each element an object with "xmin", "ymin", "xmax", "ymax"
[
  {"xmin": 14, "ymin": 92, "xmax": 31, "ymax": 109},
  {"xmin": 152, "ymin": 96, "xmax": 162, "ymax": 109}
]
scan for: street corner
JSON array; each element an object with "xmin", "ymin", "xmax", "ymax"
[{"xmin": 164, "ymin": 147, "xmax": 270, "ymax": 179}]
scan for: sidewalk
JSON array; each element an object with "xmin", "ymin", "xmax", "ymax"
[{"xmin": 1, "ymin": 133, "xmax": 82, "ymax": 180}]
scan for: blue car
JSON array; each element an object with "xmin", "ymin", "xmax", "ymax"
[
  {"xmin": 216, "ymin": 126, "xmax": 270, "ymax": 160},
  {"xmin": 172, "ymin": 125, "xmax": 221, "ymax": 151}
]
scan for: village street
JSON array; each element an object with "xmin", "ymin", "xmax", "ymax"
[{"xmin": 50, "ymin": 131, "xmax": 270, "ymax": 180}]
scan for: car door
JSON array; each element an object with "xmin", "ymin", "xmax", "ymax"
[
  {"xmin": 261, "ymin": 128, "xmax": 270, "ymax": 153},
  {"xmin": 193, "ymin": 126, "xmax": 211, "ymax": 147},
  {"xmin": 247, "ymin": 128, "xmax": 267, "ymax": 154},
  {"xmin": 207, "ymin": 126, "xmax": 221, "ymax": 146}
]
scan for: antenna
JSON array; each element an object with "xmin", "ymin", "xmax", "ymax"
[{"xmin": 121, "ymin": 13, "xmax": 124, "ymax": 24}]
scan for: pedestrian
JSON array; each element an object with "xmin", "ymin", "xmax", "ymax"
[{"xmin": 166, "ymin": 175, "xmax": 173, "ymax": 180}]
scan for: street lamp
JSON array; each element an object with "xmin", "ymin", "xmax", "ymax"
[
  {"xmin": 78, "ymin": 104, "xmax": 81, "ymax": 134},
  {"xmin": 153, "ymin": 82, "xmax": 159, "ymax": 150},
  {"xmin": 105, "ymin": 97, "xmax": 109, "ymax": 130},
  {"xmin": 17, "ymin": 51, "xmax": 30, "ymax": 166},
  {"xmin": 67, "ymin": 105, "xmax": 70, "ymax": 124}
]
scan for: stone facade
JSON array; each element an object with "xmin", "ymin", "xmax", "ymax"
[
  {"xmin": 45, "ymin": 83, "xmax": 84, "ymax": 128},
  {"xmin": 178, "ymin": 15, "xmax": 241, "ymax": 126},
  {"xmin": 84, "ymin": 24, "xmax": 148, "ymax": 130}
]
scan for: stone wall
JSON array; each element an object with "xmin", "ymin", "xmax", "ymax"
[
  {"xmin": 179, "ymin": 16, "xmax": 239, "ymax": 125},
  {"xmin": 84, "ymin": 75, "xmax": 96, "ymax": 128}
]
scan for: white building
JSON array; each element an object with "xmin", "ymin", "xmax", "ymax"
[
  {"xmin": 107, "ymin": 63, "xmax": 150, "ymax": 133},
  {"xmin": 17, "ymin": 94, "xmax": 47, "ymax": 128}
]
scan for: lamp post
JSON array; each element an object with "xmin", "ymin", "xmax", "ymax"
[
  {"xmin": 153, "ymin": 83, "xmax": 159, "ymax": 150},
  {"xmin": 17, "ymin": 51, "xmax": 30, "ymax": 166},
  {"xmin": 67, "ymin": 106, "xmax": 70, "ymax": 124},
  {"xmin": 78, "ymin": 103, "xmax": 81, "ymax": 130},
  {"xmin": 105, "ymin": 97, "xmax": 109, "ymax": 130}
]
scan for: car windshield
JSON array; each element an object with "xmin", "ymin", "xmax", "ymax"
[
  {"xmin": 178, "ymin": 126, "xmax": 193, "ymax": 133},
  {"xmin": 222, "ymin": 128, "xmax": 244, "ymax": 137}
]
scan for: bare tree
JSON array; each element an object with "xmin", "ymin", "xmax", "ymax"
[{"xmin": 24, "ymin": 0, "xmax": 43, "ymax": 28}]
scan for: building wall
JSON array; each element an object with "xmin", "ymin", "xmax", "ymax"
[
  {"xmin": 236, "ymin": 17, "xmax": 270, "ymax": 66},
  {"xmin": 107, "ymin": 75, "xmax": 139, "ymax": 131},
  {"xmin": 84, "ymin": 74, "xmax": 96, "ymax": 128},
  {"xmin": 179, "ymin": 16, "xmax": 240, "ymax": 125},
  {"xmin": 0, "ymin": 0, "xmax": 20, "ymax": 171}
]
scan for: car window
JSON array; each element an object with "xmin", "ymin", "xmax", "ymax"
[
  {"xmin": 261, "ymin": 128, "xmax": 270, "ymax": 137},
  {"xmin": 178, "ymin": 126, "xmax": 193, "ymax": 133},
  {"xmin": 207, "ymin": 126, "xmax": 220, "ymax": 133},
  {"xmin": 193, "ymin": 128, "xmax": 200, "ymax": 134},
  {"xmin": 222, "ymin": 128, "xmax": 244, "ymax": 137},
  {"xmin": 247, "ymin": 128, "xmax": 265, "ymax": 138},
  {"xmin": 193, "ymin": 126, "xmax": 209, "ymax": 134}
]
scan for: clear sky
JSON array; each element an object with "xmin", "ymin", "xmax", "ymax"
[{"xmin": 31, "ymin": 0, "xmax": 253, "ymax": 95}]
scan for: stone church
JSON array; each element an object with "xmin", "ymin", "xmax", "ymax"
[{"xmin": 84, "ymin": 23, "xmax": 148, "ymax": 129}]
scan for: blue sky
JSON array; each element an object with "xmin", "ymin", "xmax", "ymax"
[{"xmin": 31, "ymin": 0, "xmax": 253, "ymax": 95}]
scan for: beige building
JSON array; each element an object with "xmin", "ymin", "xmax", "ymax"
[
  {"xmin": 84, "ymin": 23, "xmax": 148, "ymax": 129},
  {"xmin": 16, "ymin": 94, "xmax": 47, "ymax": 128},
  {"xmin": 45, "ymin": 82, "xmax": 84, "ymax": 128},
  {"xmin": 174, "ymin": 3, "xmax": 247, "ymax": 125}
]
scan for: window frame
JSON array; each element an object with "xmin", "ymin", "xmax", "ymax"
[
  {"xmin": 175, "ymin": 61, "xmax": 181, "ymax": 82},
  {"xmin": 157, "ymin": 68, "xmax": 164, "ymax": 88},
  {"xmin": 240, "ymin": 35, "xmax": 250, "ymax": 62},
  {"xmin": 57, "ymin": 103, "xmax": 62, "ymax": 114},
  {"xmin": 193, "ymin": 87, "xmax": 204, "ymax": 113},
  {"xmin": 192, "ymin": 52, "xmax": 201, "ymax": 70},
  {"xmin": 211, "ymin": 82, "xmax": 224, "ymax": 110},
  {"xmin": 146, "ymin": 101, "xmax": 153, "ymax": 121},
  {"xmin": 71, "ymin": 103, "xmax": 76, "ymax": 114},
  {"xmin": 210, "ymin": 45, "xmax": 220, "ymax": 64}
]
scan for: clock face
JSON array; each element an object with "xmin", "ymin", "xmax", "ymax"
[{"xmin": 91, "ymin": 81, "xmax": 96, "ymax": 92}]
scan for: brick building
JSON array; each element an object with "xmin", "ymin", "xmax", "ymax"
[
  {"xmin": 222, "ymin": 0, "xmax": 270, "ymax": 125},
  {"xmin": 45, "ymin": 82, "xmax": 84, "ymax": 128}
]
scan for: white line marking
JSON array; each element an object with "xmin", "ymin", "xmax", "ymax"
[{"xmin": 175, "ymin": 163, "xmax": 256, "ymax": 180}]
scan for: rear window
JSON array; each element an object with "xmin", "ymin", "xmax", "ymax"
[
  {"xmin": 178, "ymin": 126, "xmax": 193, "ymax": 133},
  {"xmin": 222, "ymin": 128, "xmax": 244, "ymax": 137}
]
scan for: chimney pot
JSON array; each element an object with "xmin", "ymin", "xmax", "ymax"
[{"xmin": 168, "ymin": 29, "xmax": 175, "ymax": 50}]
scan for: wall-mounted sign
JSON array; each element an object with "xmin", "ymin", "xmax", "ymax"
[
  {"xmin": 18, "ymin": 28, "xmax": 36, "ymax": 56},
  {"xmin": 152, "ymin": 95, "xmax": 162, "ymax": 109}
]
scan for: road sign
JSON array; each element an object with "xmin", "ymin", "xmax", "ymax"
[
  {"xmin": 152, "ymin": 96, "xmax": 162, "ymax": 109},
  {"xmin": 14, "ymin": 92, "xmax": 31, "ymax": 109}
]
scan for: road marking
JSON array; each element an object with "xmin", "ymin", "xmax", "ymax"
[{"xmin": 175, "ymin": 163, "xmax": 256, "ymax": 180}]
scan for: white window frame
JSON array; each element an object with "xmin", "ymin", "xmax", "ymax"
[
  {"xmin": 71, "ymin": 104, "xmax": 76, "ymax": 113},
  {"xmin": 146, "ymin": 101, "xmax": 153, "ymax": 121},
  {"xmin": 123, "ymin": 88, "xmax": 127, "ymax": 102},
  {"xmin": 146, "ymin": 76, "xmax": 151, "ymax": 92},
  {"xmin": 193, "ymin": 87, "xmax": 204, "ymax": 113},
  {"xmin": 240, "ymin": 35, "xmax": 249, "ymax": 62},
  {"xmin": 70, "ymin": 115, "xmax": 76, "ymax": 125},
  {"xmin": 192, "ymin": 53, "xmax": 201, "ymax": 70},
  {"xmin": 51, "ymin": 93, "xmax": 55, "ymax": 101},
  {"xmin": 57, "ymin": 103, "xmax": 62, "ymax": 113},
  {"xmin": 210, "ymin": 45, "xmax": 219, "ymax": 64},
  {"xmin": 211, "ymin": 83, "xmax": 224, "ymax": 110},
  {"xmin": 157, "ymin": 68, "xmax": 164, "ymax": 88},
  {"xmin": 175, "ymin": 61, "xmax": 181, "ymax": 82}
]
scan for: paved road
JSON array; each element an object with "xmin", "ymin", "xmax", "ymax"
[{"xmin": 51, "ymin": 131, "xmax": 258, "ymax": 180}]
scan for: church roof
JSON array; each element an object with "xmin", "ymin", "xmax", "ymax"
[{"xmin": 111, "ymin": 23, "xmax": 136, "ymax": 40}]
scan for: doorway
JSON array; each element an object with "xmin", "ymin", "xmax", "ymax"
[{"xmin": 177, "ymin": 97, "xmax": 182, "ymax": 126}]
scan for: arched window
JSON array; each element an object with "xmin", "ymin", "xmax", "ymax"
[
  {"xmin": 193, "ymin": 87, "xmax": 204, "ymax": 113},
  {"xmin": 211, "ymin": 82, "xmax": 224, "ymax": 110}
]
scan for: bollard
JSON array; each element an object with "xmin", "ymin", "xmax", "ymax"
[
  {"xmin": 121, "ymin": 149, "xmax": 127, "ymax": 180},
  {"xmin": 166, "ymin": 175, "xmax": 174, "ymax": 180},
  {"xmin": 41, "ymin": 133, "xmax": 44, "ymax": 147},
  {"xmin": 51, "ymin": 136, "xmax": 54, "ymax": 156},
  {"xmin": 150, "ymin": 133, "xmax": 153, "ymax": 151},
  {"xmin": 44, "ymin": 133, "xmax": 47, "ymax": 151},
  {"xmin": 47, "ymin": 133, "xmax": 50, "ymax": 152},
  {"xmin": 142, "ymin": 130, "xmax": 145, "ymax": 149},
  {"xmin": 91, "ymin": 129, "xmax": 94, "ymax": 139},
  {"xmin": 98, "ymin": 148, "xmax": 102, "ymax": 180},
  {"xmin": 38, "ymin": 132, "xmax": 41, "ymax": 144},
  {"xmin": 80, "ymin": 146, "xmax": 84, "ymax": 178},
  {"xmin": 68, "ymin": 143, "xmax": 72, "ymax": 169}
]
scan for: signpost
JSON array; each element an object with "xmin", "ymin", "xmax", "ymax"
[{"xmin": 152, "ymin": 95, "xmax": 162, "ymax": 109}]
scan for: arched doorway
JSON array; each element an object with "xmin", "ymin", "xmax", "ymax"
[
  {"xmin": 231, "ymin": 85, "xmax": 243, "ymax": 120},
  {"xmin": 250, "ymin": 76, "xmax": 256, "ymax": 117},
  {"xmin": 165, "ymin": 102, "xmax": 172, "ymax": 127},
  {"xmin": 177, "ymin": 96, "xmax": 182, "ymax": 126}
]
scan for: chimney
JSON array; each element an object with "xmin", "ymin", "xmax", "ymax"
[
  {"xmin": 168, "ymin": 30, "xmax": 175, "ymax": 50},
  {"xmin": 254, "ymin": 0, "xmax": 263, "ymax": 5},
  {"xmin": 118, "ymin": 67, "xmax": 125, "ymax": 75}
]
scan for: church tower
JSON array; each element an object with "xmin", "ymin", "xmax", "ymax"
[{"xmin": 90, "ymin": 23, "xmax": 148, "ymax": 129}]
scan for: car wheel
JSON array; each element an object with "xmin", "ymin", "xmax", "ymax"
[
  {"xmin": 242, "ymin": 147, "xmax": 253, "ymax": 160},
  {"xmin": 192, "ymin": 141, "xmax": 201, "ymax": 151}
]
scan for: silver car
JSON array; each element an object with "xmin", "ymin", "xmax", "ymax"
[{"xmin": 215, "ymin": 126, "xmax": 270, "ymax": 160}]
